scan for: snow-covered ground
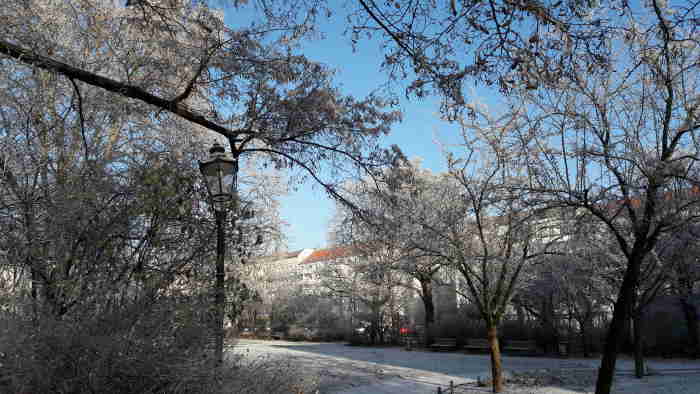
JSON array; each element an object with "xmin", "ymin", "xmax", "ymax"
[{"xmin": 231, "ymin": 339, "xmax": 700, "ymax": 394}]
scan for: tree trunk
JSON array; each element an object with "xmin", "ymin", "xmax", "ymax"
[
  {"xmin": 214, "ymin": 210, "xmax": 227, "ymax": 366},
  {"xmin": 580, "ymin": 320, "xmax": 590, "ymax": 358},
  {"xmin": 391, "ymin": 310, "xmax": 400, "ymax": 345},
  {"xmin": 379, "ymin": 311, "xmax": 386, "ymax": 344},
  {"xmin": 487, "ymin": 324, "xmax": 503, "ymax": 393},
  {"xmin": 680, "ymin": 297, "xmax": 699, "ymax": 358},
  {"xmin": 388, "ymin": 294, "xmax": 400, "ymax": 345},
  {"xmin": 348, "ymin": 301, "xmax": 353, "ymax": 339},
  {"xmin": 539, "ymin": 297, "xmax": 557, "ymax": 353},
  {"xmin": 516, "ymin": 301, "xmax": 526, "ymax": 331},
  {"xmin": 420, "ymin": 279, "xmax": 435, "ymax": 346},
  {"xmin": 595, "ymin": 253, "xmax": 643, "ymax": 394},
  {"xmin": 369, "ymin": 305, "xmax": 379, "ymax": 345},
  {"xmin": 30, "ymin": 266, "xmax": 39, "ymax": 321},
  {"xmin": 633, "ymin": 312, "xmax": 644, "ymax": 378}
]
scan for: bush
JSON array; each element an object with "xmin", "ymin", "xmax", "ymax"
[
  {"xmin": 347, "ymin": 332, "xmax": 369, "ymax": 346},
  {"xmin": 315, "ymin": 326, "xmax": 346, "ymax": 342},
  {"xmin": 0, "ymin": 301, "xmax": 216, "ymax": 394},
  {"xmin": 287, "ymin": 325, "xmax": 307, "ymax": 341},
  {"xmin": 0, "ymin": 297, "xmax": 320, "ymax": 394}
]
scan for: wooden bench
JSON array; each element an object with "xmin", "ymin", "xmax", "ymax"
[
  {"xmin": 503, "ymin": 339, "xmax": 537, "ymax": 353},
  {"xmin": 464, "ymin": 338, "xmax": 490, "ymax": 352},
  {"xmin": 430, "ymin": 337, "xmax": 458, "ymax": 351}
]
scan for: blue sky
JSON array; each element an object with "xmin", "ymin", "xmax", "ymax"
[{"xmin": 226, "ymin": 6, "xmax": 498, "ymax": 251}]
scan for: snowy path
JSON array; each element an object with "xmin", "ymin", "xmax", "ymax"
[{"xmin": 231, "ymin": 339, "xmax": 700, "ymax": 394}]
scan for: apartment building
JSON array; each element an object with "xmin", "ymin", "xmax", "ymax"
[
  {"xmin": 238, "ymin": 244, "xmax": 461, "ymax": 326},
  {"xmin": 237, "ymin": 248, "xmax": 315, "ymax": 303}
]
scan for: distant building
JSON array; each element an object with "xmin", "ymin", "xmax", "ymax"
[
  {"xmin": 237, "ymin": 244, "xmax": 460, "ymax": 329},
  {"xmin": 237, "ymin": 248, "xmax": 314, "ymax": 303}
]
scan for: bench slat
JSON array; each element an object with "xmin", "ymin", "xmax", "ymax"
[
  {"xmin": 503, "ymin": 340, "xmax": 537, "ymax": 352},
  {"xmin": 465, "ymin": 339, "xmax": 489, "ymax": 347},
  {"xmin": 464, "ymin": 338, "xmax": 490, "ymax": 353},
  {"xmin": 462, "ymin": 338, "xmax": 537, "ymax": 353},
  {"xmin": 429, "ymin": 338, "xmax": 458, "ymax": 351}
]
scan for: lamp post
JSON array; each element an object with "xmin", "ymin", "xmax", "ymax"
[{"xmin": 199, "ymin": 142, "xmax": 238, "ymax": 365}]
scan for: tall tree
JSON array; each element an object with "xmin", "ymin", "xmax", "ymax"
[
  {"xmin": 320, "ymin": 245, "xmax": 402, "ymax": 345},
  {"xmin": 442, "ymin": 141, "xmax": 554, "ymax": 393},
  {"xmin": 330, "ymin": 161, "xmax": 449, "ymax": 346},
  {"xmin": 599, "ymin": 239, "xmax": 670, "ymax": 378},
  {"xmin": 1, "ymin": 0, "xmax": 402, "ymax": 364},
  {"xmin": 0, "ymin": 56, "xmax": 289, "ymax": 321},
  {"xmin": 381, "ymin": 162, "xmax": 453, "ymax": 347},
  {"xmin": 0, "ymin": 1, "xmax": 400, "ymax": 193},
  {"xmin": 375, "ymin": 138, "xmax": 556, "ymax": 392},
  {"xmin": 465, "ymin": 3, "xmax": 700, "ymax": 392}
]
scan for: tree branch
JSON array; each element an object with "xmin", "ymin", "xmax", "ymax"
[
  {"xmin": 0, "ymin": 40, "xmax": 235, "ymax": 139},
  {"xmin": 68, "ymin": 78, "xmax": 90, "ymax": 160}
]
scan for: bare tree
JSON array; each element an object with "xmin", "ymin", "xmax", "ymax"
[
  {"xmin": 554, "ymin": 245, "xmax": 613, "ymax": 359},
  {"xmin": 0, "ymin": 1, "xmax": 400, "ymax": 191},
  {"xmin": 2, "ymin": 0, "xmax": 626, "ymax": 122},
  {"xmin": 345, "ymin": 0, "xmax": 627, "ymax": 116},
  {"xmin": 383, "ymin": 163, "xmax": 455, "ymax": 346},
  {"xmin": 445, "ymin": 162, "xmax": 551, "ymax": 392},
  {"xmin": 385, "ymin": 134, "xmax": 556, "ymax": 392},
  {"xmin": 465, "ymin": 3, "xmax": 700, "ymax": 392},
  {"xmin": 320, "ymin": 245, "xmax": 403, "ymax": 345},
  {"xmin": 329, "ymin": 161, "xmax": 451, "ymax": 346},
  {"xmin": 656, "ymin": 225, "xmax": 700, "ymax": 358},
  {"xmin": 0, "ymin": 65, "xmax": 213, "ymax": 319},
  {"xmin": 598, "ymin": 241, "xmax": 670, "ymax": 378},
  {"xmin": 1, "ymin": 0, "xmax": 402, "ymax": 365}
]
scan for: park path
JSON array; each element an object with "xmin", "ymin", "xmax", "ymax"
[{"xmin": 231, "ymin": 339, "xmax": 700, "ymax": 394}]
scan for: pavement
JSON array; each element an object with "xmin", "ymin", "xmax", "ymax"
[{"xmin": 230, "ymin": 339, "xmax": 700, "ymax": 394}]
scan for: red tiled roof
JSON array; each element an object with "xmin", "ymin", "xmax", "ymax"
[
  {"xmin": 599, "ymin": 185, "xmax": 700, "ymax": 213},
  {"xmin": 302, "ymin": 246, "xmax": 360, "ymax": 264}
]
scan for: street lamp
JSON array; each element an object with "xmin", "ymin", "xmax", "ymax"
[
  {"xmin": 199, "ymin": 142, "xmax": 237, "ymax": 366},
  {"xmin": 199, "ymin": 142, "xmax": 237, "ymax": 210}
]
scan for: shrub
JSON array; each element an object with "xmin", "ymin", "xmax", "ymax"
[
  {"xmin": 287, "ymin": 325, "xmax": 307, "ymax": 341},
  {"xmin": 0, "ymin": 297, "xmax": 320, "ymax": 394},
  {"xmin": 0, "ymin": 301, "xmax": 216, "ymax": 394},
  {"xmin": 347, "ymin": 332, "xmax": 369, "ymax": 346},
  {"xmin": 315, "ymin": 326, "xmax": 346, "ymax": 342}
]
